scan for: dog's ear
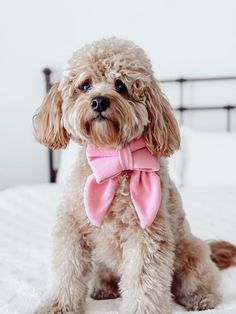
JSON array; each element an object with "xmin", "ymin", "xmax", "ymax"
[
  {"xmin": 144, "ymin": 79, "xmax": 180, "ymax": 156},
  {"xmin": 33, "ymin": 82, "xmax": 70, "ymax": 149}
]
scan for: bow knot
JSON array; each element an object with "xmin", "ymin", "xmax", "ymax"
[
  {"xmin": 119, "ymin": 144, "xmax": 133, "ymax": 171},
  {"xmin": 84, "ymin": 136, "xmax": 161, "ymax": 228}
]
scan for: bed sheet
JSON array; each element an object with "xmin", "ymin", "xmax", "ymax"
[{"xmin": 0, "ymin": 184, "xmax": 236, "ymax": 314}]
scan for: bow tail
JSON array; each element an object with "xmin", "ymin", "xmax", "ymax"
[
  {"xmin": 84, "ymin": 175, "xmax": 119, "ymax": 226},
  {"xmin": 130, "ymin": 171, "xmax": 161, "ymax": 229}
]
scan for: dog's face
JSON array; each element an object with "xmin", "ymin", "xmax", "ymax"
[{"xmin": 33, "ymin": 38, "xmax": 180, "ymax": 156}]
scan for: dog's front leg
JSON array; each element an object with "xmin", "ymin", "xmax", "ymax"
[
  {"xmin": 119, "ymin": 228, "xmax": 174, "ymax": 314},
  {"xmin": 35, "ymin": 213, "xmax": 92, "ymax": 314}
]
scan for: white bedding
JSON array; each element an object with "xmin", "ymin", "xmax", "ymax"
[{"xmin": 0, "ymin": 184, "xmax": 236, "ymax": 314}]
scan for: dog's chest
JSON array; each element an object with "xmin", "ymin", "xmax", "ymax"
[
  {"xmin": 91, "ymin": 173, "xmax": 139, "ymax": 267},
  {"xmin": 105, "ymin": 172, "xmax": 138, "ymax": 226}
]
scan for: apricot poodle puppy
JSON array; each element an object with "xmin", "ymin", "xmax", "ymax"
[{"xmin": 33, "ymin": 38, "xmax": 234, "ymax": 314}]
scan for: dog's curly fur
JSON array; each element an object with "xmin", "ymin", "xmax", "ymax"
[{"xmin": 33, "ymin": 38, "xmax": 235, "ymax": 314}]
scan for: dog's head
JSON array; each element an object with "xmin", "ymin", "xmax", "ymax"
[{"xmin": 33, "ymin": 38, "xmax": 180, "ymax": 156}]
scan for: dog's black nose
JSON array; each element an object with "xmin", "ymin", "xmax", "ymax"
[{"xmin": 91, "ymin": 96, "xmax": 110, "ymax": 112}]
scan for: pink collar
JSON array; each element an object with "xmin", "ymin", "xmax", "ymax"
[{"xmin": 84, "ymin": 136, "xmax": 161, "ymax": 228}]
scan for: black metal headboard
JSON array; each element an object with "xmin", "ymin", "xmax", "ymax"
[
  {"xmin": 43, "ymin": 68, "xmax": 56, "ymax": 182},
  {"xmin": 43, "ymin": 68, "xmax": 236, "ymax": 183}
]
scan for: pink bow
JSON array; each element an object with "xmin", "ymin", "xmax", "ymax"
[{"xmin": 84, "ymin": 137, "xmax": 161, "ymax": 228}]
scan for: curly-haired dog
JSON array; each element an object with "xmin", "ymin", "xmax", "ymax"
[{"xmin": 33, "ymin": 38, "xmax": 236, "ymax": 314}]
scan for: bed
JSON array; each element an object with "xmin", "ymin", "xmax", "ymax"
[
  {"xmin": 1, "ymin": 73, "xmax": 236, "ymax": 314},
  {"xmin": 1, "ymin": 184, "xmax": 236, "ymax": 314}
]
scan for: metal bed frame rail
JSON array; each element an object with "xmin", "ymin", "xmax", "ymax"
[
  {"xmin": 43, "ymin": 68, "xmax": 236, "ymax": 183},
  {"xmin": 160, "ymin": 76, "xmax": 236, "ymax": 130}
]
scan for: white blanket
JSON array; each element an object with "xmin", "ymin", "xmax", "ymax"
[{"xmin": 0, "ymin": 184, "xmax": 236, "ymax": 314}]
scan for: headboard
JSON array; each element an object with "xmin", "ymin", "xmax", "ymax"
[{"xmin": 42, "ymin": 68, "xmax": 236, "ymax": 183}]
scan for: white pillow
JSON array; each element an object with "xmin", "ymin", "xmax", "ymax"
[
  {"xmin": 56, "ymin": 141, "xmax": 81, "ymax": 186},
  {"xmin": 182, "ymin": 128, "xmax": 236, "ymax": 187},
  {"xmin": 168, "ymin": 126, "xmax": 189, "ymax": 187},
  {"xmin": 168, "ymin": 148, "xmax": 184, "ymax": 188}
]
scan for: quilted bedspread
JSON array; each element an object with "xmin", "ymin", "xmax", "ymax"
[{"xmin": 0, "ymin": 184, "xmax": 236, "ymax": 314}]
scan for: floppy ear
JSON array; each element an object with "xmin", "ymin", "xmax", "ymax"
[
  {"xmin": 33, "ymin": 82, "xmax": 70, "ymax": 149},
  {"xmin": 144, "ymin": 79, "xmax": 180, "ymax": 156}
]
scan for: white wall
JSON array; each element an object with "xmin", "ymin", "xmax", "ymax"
[{"xmin": 0, "ymin": 0, "xmax": 236, "ymax": 190}]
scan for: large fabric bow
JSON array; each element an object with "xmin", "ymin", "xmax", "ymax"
[{"xmin": 84, "ymin": 137, "xmax": 161, "ymax": 228}]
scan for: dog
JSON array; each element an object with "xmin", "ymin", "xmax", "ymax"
[{"xmin": 33, "ymin": 37, "xmax": 236, "ymax": 314}]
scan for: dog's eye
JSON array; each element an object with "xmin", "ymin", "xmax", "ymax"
[
  {"xmin": 80, "ymin": 81, "xmax": 91, "ymax": 92},
  {"xmin": 115, "ymin": 80, "xmax": 128, "ymax": 93}
]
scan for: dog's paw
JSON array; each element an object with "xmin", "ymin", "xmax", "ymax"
[
  {"xmin": 34, "ymin": 300, "xmax": 82, "ymax": 314},
  {"xmin": 183, "ymin": 292, "xmax": 220, "ymax": 311}
]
